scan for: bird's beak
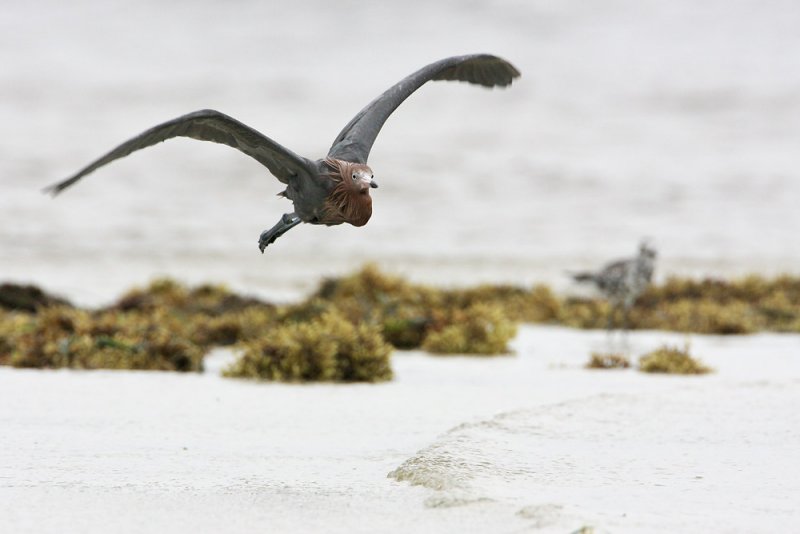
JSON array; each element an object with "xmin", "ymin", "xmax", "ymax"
[{"xmin": 370, "ymin": 180, "xmax": 378, "ymax": 189}]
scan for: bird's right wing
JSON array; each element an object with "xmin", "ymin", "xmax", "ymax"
[
  {"xmin": 45, "ymin": 109, "xmax": 314, "ymax": 194},
  {"xmin": 327, "ymin": 54, "xmax": 520, "ymax": 164}
]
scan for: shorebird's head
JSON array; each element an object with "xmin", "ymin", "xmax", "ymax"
[{"xmin": 639, "ymin": 240, "xmax": 657, "ymax": 260}]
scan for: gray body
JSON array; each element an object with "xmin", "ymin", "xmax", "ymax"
[
  {"xmin": 572, "ymin": 243, "xmax": 657, "ymax": 330},
  {"xmin": 46, "ymin": 54, "xmax": 520, "ymax": 250}
]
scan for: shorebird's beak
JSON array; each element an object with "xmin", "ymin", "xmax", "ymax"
[{"xmin": 370, "ymin": 180, "xmax": 378, "ymax": 189}]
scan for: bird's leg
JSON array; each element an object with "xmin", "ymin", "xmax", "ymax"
[
  {"xmin": 258, "ymin": 212, "xmax": 301, "ymax": 252},
  {"xmin": 606, "ymin": 303, "xmax": 619, "ymax": 333},
  {"xmin": 622, "ymin": 305, "xmax": 630, "ymax": 332},
  {"xmin": 621, "ymin": 294, "xmax": 638, "ymax": 333}
]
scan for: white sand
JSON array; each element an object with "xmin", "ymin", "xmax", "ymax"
[{"xmin": 2, "ymin": 326, "xmax": 798, "ymax": 533}]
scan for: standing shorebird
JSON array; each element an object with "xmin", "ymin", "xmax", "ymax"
[
  {"xmin": 45, "ymin": 54, "xmax": 520, "ymax": 252},
  {"xmin": 570, "ymin": 242, "xmax": 657, "ymax": 330}
]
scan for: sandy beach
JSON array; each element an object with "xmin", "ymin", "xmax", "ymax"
[{"xmin": 2, "ymin": 326, "xmax": 799, "ymax": 533}]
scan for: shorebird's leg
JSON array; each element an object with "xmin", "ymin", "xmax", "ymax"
[
  {"xmin": 606, "ymin": 303, "xmax": 618, "ymax": 332},
  {"xmin": 258, "ymin": 212, "xmax": 301, "ymax": 252},
  {"xmin": 622, "ymin": 293, "xmax": 638, "ymax": 332}
]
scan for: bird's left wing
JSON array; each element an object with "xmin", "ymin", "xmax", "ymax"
[
  {"xmin": 45, "ymin": 109, "xmax": 314, "ymax": 194},
  {"xmin": 327, "ymin": 54, "xmax": 520, "ymax": 164}
]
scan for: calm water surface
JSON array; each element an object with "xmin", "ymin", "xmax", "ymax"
[{"xmin": 1, "ymin": 0, "xmax": 798, "ymax": 305}]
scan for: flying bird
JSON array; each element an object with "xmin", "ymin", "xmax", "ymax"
[
  {"xmin": 46, "ymin": 54, "xmax": 520, "ymax": 252},
  {"xmin": 570, "ymin": 241, "xmax": 657, "ymax": 330}
]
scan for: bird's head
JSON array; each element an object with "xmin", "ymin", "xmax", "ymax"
[
  {"xmin": 325, "ymin": 158, "xmax": 377, "ymax": 193},
  {"xmin": 639, "ymin": 240, "xmax": 657, "ymax": 260},
  {"xmin": 323, "ymin": 158, "xmax": 378, "ymax": 227},
  {"xmin": 348, "ymin": 165, "xmax": 378, "ymax": 194}
]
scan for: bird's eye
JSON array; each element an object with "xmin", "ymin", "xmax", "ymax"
[{"xmin": 352, "ymin": 174, "xmax": 357, "ymax": 180}]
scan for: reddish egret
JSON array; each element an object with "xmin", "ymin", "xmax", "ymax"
[
  {"xmin": 571, "ymin": 242, "xmax": 657, "ymax": 330},
  {"xmin": 46, "ymin": 54, "xmax": 520, "ymax": 251}
]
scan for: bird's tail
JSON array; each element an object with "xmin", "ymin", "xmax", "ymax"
[{"xmin": 567, "ymin": 271, "xmax": 597, "ymax": 284}]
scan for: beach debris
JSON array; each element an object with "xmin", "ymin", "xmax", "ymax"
[
  {"xmin": 585, "ymin": 352, "xmax": 631, "ymax": 369},
  {"xmin": 561, "ymin": 274, "xmax": 800, "ymax": 334},
  {"xmin": 422, "ymin": 303, "xmax": 517, "ymax": 355},
  {"xmin": 3, "ymin": 306, "xmax": 204, "ymax": 371},
  {"xmin": 2, "ymin": 266, "xmax": 799, "ymax": 376},
  {"xmin": 224, "ymin": 309, "xmax": 392, "ymax": 382},
  {"xmin": 0, "ymin": 282, "xmax": 72, "ymax": 312},
  {"xmin": 293, "ymin": 264, "xmax": 519, "ymax": 354},
  {"xmin": 638, "ymin": 344, "xmax": 712, "ymax": 374}
]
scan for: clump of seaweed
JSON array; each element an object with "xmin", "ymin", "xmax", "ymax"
[
  {"xmin": 108, "ymin": 278, "xmax": 278, "ymax": 348},
  {"xmin": 633, "ymin": 300, "xmax": 757, "ymax": 334},
  {"xmin": 224, "ymin": 309, "xmax": 393, "ymax": 382},
  {"xmin": 558, "ymin": 298, "xmax": 610, "ymax": 330},
  {"xmin": 310, "ymin": 264, "xmax": 440, "ymax": 324},
  {"xmin": 0, "ymin": 309, "xmax": 31, "ymax": 365},
  {"xmin": 441, "ymin": 283, "xmax": 561, "ymax": 324},
  {"xmin": 422, "ymin": 303, "xmax": 517, "ymax": 355},
  {"xmin": 539, "ymin": 273, "xmax": 800, "ymax": 334},
  {"xmin": 0, "ymin": 276, "xmax": 399, "ymax": 379},
  {"xmin": 638, "ymin": 344, "xmax": 712, "ymax": 374},
  {"xmin": 297, "ymin": 264, "xmax": 518, "ymax": 355},
  {"xmin": 0, "ymin": 282, "xmax": 71, "ymax": 312},
  {"xmin": 3, "ymin": 267, "xmax": 799, "ymax": 377},
  {"xmin": 6, "ymin": 306, "xmax": 204, "ymax": 371},
  {"xmin": 110, "ymin": 278, "xmax": 274, "ymax": 316},
  {"xmin": 628, "ymin": 275, "xmax": 800, "ymax": 334},
  {"xmin": 190, "ymin": 306, "xmax": 278, "ymax": 347},
  {"xmin": 586, "ymin": 352, "xmax": 630, "ymax": 369},
  {"xmin": 382, "ymin": 316, "xmax": 430, "ymax": 349}
]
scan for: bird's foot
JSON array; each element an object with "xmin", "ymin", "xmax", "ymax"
[{"xmin": 258, "ymin": 213, "xmax": 301, "ymax": 253}]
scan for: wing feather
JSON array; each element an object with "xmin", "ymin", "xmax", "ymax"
[
  {"xmin": 327, "ymin": 54, "xmax": 520, "ymax": 163},
  {"xmin": 46, "ymin": 109, "xmax": 313, "ymax": 194}
]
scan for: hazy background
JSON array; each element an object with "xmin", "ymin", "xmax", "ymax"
[{"xmin": 2, "ymin": 0, "xmax": 799, "ymax": 306}]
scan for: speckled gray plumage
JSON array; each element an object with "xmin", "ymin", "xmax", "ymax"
[{"xmin": 572, "ymin": 242, "xmax": 657, "ymax": 329}]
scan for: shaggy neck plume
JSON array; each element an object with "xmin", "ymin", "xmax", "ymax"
[{"xmin": 323, "ymin": 158, "xmax": 373, "ymax": 227}]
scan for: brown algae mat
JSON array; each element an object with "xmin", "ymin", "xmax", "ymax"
[
  {"xmin": 586, "ymin": 352, "xmax": 631, "ymax": 370},
  {"xmin": 638, "ymin": 344, "xmax": 712, "ymax": 374},
  {"xmin": 585, "ymin": 345, "xmax": 711, "ymax": 374},
  {"xmin": 1, "ymin": 265, "xmax": 798, "ymax": 379}
]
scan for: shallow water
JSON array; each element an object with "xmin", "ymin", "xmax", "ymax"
[{"xmin": 2, "ymin": 0, "xmax": 799, "ymax": 306}]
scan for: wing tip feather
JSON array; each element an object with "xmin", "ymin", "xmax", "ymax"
[
  {"xmin": 42, "ymin": 175, "xmax": 80, "ymax": 196},
  {"xmin": 433, "ymin": 54, "xmax": 521, "ymax": 88}
]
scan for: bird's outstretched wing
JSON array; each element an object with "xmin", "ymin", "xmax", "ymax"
[
  {"xmin": 327, "ymin": 54, "xmax": 520, "ymax": 164},
  {"xmin": 46, "ymin": 109, "xmax": 313, "ymax": 194}
]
